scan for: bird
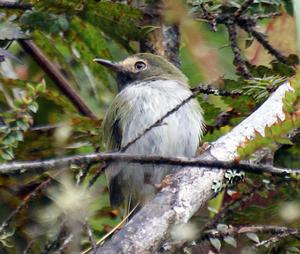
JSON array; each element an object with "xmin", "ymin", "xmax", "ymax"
[{"xmin": 94, "ymin": 53, "xmax": 204, "ymax": 211}]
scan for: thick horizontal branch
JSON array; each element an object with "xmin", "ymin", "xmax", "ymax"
[{"xmin": 0, "ymin": 152, "xmax": 299, "ymax": 176}]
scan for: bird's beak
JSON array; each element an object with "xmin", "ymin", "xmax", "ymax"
[{"xmin": 93, "ymin": 58, "xmax": 123, "ymax": 72}]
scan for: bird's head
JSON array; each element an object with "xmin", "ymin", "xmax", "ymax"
[{"xmin": 94, "ymin": 53, "xmax": 188, "ymax": 91}]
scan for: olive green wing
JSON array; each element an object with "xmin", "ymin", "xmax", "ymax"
[{"xmin": 102, "ymin": 99, "xmax": 125, "ymax": 207}]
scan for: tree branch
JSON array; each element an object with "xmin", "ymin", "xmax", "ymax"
[
  {"xmin": 234, "ymin": 0, "xmax": 254, "ymax": 17},
  {"xmin": 0, "ymin": 1, "xmax": 32, "ymax": 10},
  {"xmin": 0, "ymin": 176, "xmax": 53, "ymax": 234},
  {"xmin": 202, "ymin": 224, "xmax": 300, "ymax": 239},
  {"xmin": 90, "ymin": 81, "xmax": 297, "ymax": 253},
  {"xmin": 236, "ymin": 20, "xmax": 289, "ymax": 65},
  {"xmin": 225, "ymin": 20, "xmax": 252, "ymax": 79},
  {"xmin": 202, "ymin": 178, "xmax": 296, "ymax": 233},
  {"xmin": 190, "ymin": 84, "xmax": 241, "ymax": 97},
  {"xmin": 0, "ymin": 152, "xmax": 299, "ymax": 176},
  {"xmin": 18, "ymin": 40, "xmax": 97, "ymax": 119}
]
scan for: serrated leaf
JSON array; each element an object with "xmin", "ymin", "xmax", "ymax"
[
  {"xmin": 274, "ymin": 136, "xmax": 293, "ymax": 145},
  {"xmin": 209, "ymin": 238, "xmax": 221, "ymax": 251},
  {"xmin": 246, "ymin": 232, "xmax": 260, "ymax": 243}
]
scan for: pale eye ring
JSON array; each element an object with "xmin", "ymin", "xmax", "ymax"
[{"xmin": 134, "ymin": 61, "xmax": 147, "ymax": 71}]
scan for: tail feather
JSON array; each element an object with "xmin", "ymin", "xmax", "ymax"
[{"xmin": 109, "ymin": 175, "xmax": 124, "ymax": 208}]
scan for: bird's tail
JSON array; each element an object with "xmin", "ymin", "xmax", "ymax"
[{"xmin": 123, "ymin": 194, "xmax": 141, "ymax": 219}]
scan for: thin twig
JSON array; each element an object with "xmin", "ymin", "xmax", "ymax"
[
  {"xmin": 234, "ymin": 0, "xmax": 255, "ymax": 17},
  {"xmin": 0, "ymin": 169, "xmax": 68, "ymax": 235},
  {"xmin": 84, "ymin": 220, "xmax": 97, "ymax": 254},
  {"xmin": 237, "ymin": 22, "xmax": 289, "ymax": 65},
  {"xmin": 202, "ymin": 181, "xmax": 265, "ymax": 232},
  {"xmin": 225, "ymin": 20, "xmax": 252, "ymax": 79},
  {"xmin": 81, "ymin": 203, "xmax": 140, "ymax": 254},
  {"xmin": 202, "ymin": 224, "xmax": 300, "ymax": 239},
  {"xmin": 22, "ymin": 240, "xmax": 35, "ymax": 254},
  {"xmin": 200, "ymin": 3, "xmax": 217, "ymax": 32},
  {"xmin": 0, "ymin": 177, "xmax": 53, "ymax": 234},
  {"xmin": 202, "ymin": 178, "xmax": 295, "ymax": 233},
  {"xmin": 30, "ymin": 124, "xmax": 61, "ymax": 132},
  {"xmin": 41, "ymin": 224, "xmax": 67, "ymax": 254},
  {"xmin": 0, "ymin": 1, "xmax": 32, "ymax": 10},
  {"xmin": 0, "ymin": 152, "xmax": 300, "ymax": 177},
  {"xmin": 18, "ymin": 40, "xmax": 97, "ymax": 119},
  {"xmin": 53, "ymin": 233, "xmax": 74, "ymax": 254},
  {"xmin": 197, "ymin": 2, "xmax": 288, "ymax": 67},
  {"xmin": 190, "ymin": 84, "xmax": 241, "ymax": 97},
  {"xmin": 256, "ymin": 231, "xmax": 299, "ymax": 247},
  {"xmin": 253, "ymin": 12, "xmax": 281, "ymax": 20},
  {"xmin": 88, "ymin": 163, "xmax": 107, "ymax": 189}
]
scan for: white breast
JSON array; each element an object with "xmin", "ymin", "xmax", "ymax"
[{"xmin": 117, "ymin": 79, "xmax": 204, "ymax": 156}]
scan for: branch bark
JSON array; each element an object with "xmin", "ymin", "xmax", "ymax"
[{"xmin": 94, "ymin": 81, "xmax": 295, "ymax": 253}]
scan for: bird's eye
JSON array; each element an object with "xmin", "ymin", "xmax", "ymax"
[{"xmin": 134, "ymin": 61, "xmax": 147, "ymax": 71}]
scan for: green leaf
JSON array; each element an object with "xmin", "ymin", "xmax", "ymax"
[
  {"xmin": 16, "ymin": 120, "xmax": 30, "ymax": 131},
  {"xmin": 208, "ymin": 191, "xmax": 225, "ymax": 218},
  {"xmin": 1, "ymin": 149, "xmax": 14, "ymax": 160},
  {"xmin": 28, "ymin": 101, "xmax": 39, "ymax": 113},
  {"xmin": 287, "ymin": 247, "xmax": 300, "ymax": 254},
  {"xmin": 209, "ymin": 238, "xmax": 221, "ymax": 251},
  {"xmin": 26, "ymin": 83, "xmax": 36, "ymax": 96},
  {"xmin": 14, "ymin": 131, "xmax": 24, "ymax": 142},
  {"xmin": 36, "ymin": 82, "xmax": 46, "ymax": 93},
  {"xmin": 246, "ymin": 233, "xmax": 260, "ymax": 243},
  {"xmin": 224, "ymin": 236, "xmax": 237, "ymax": 248},
  {"xmin": 2, "ymin": 133, "xmax": 16, "ymax": 145}
]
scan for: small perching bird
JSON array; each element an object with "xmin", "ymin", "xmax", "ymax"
[{"xmin": 94, "ymin": 53, "xmax": 204, "ymax": 210}]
